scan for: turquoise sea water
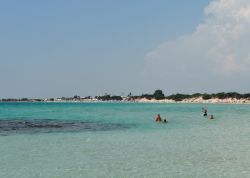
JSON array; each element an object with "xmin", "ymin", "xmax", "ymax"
[{"xmin": 0, "ymin": 102, "xmax": 250, "ymax": 178}]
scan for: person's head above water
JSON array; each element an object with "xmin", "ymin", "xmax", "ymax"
[{"xmin": 155, "ymin": 114, "xmax": 162, "ymax": 122}]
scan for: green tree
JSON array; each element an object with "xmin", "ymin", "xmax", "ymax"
[
  {"xmin": 167, "ymin": 94, "xmax": 191, "ymax": 101},
  {"xmin": 215, "ymin": 92, "xmax": 226, "ymax": 99},
  {"xmin": 202, "ymin": 94, "xmax": 212, "ymax": 100},
  {"xmin": 153, "ymin": 90, "xmax": 165, "ymax": 100}
]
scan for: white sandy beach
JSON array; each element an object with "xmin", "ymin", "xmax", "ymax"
[
  {"xmin": 131, "ymin": 97, "xmax": 250, "ymax": 104},
  {"xmin": 48, "ymin": 97, "xmax": 250, "ymax": 104}
]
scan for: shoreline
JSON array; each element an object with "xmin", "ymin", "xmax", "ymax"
[
  {"xmin": 130, "ymin": 97, "xmax": 250, "ymax": 104},
  {"xmin": 1, "ymin": 97, "xmax": 250, "ymax": 104}
]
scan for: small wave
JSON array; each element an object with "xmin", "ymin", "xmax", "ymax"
[{"xmin": 0, "ymin": 119, "xmax": 132, "ymax": 135}]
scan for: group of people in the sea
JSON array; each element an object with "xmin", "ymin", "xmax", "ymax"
[
  {"xmin": 202, "ymin": 107, "xmax": 214, "ymax": 119},
  {"xmin": 155, "ymin": 107, "xmax": 214, "ymax": 123},
  {"xmin": 155, "ymin": 114, "xmax": 168, "ymax": 123}
]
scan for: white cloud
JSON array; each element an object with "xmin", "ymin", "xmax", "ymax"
[{"xmin": 143, "ymin": 0, "xmax": 250, "ymax": 93}]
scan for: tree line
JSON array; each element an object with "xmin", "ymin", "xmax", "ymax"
[
  {"xmin": 1, "ymin": 91, "xmax": 250, "ymax": 102},
  {"xmin": 127, "ymin": 91, "xmax": 250, "ymax": 101}
]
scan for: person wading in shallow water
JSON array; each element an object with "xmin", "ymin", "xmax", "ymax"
[
  {"xmin": 202, "ymin": 107, "xmax": 208, "ymax": 116},
  {"xmin": 155, "ymin": 114, "xmax": 162, "ymax": 122},
  {"xmin": 209, "ymin": 115, "xmax": 214, "ymax": 119}
]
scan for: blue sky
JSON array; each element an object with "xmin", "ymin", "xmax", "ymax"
[{"xmin": 3, "ymin": 0, "xmax": 249, "ymax": 98}]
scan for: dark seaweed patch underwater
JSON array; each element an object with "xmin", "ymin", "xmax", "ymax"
[{"xmin": 0, "ymin": 119, "xmax": 132, "ymax": 135}]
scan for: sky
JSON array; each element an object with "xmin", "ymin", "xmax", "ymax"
[{"xmin": 1, "ymin": 0, "xmax": 249, "ymax": 98}]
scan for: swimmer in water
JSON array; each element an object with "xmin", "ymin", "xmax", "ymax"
[
  {"xmin": 202, "ymin": 107, "xmax": 208, "ymax": 116},
  {"xmin": 163, "ymin": 119, "xmax": 168, "ymax": 123},
  {"xmin": 155, "ymin": 114, "xmax": 162, "ymax": 122}
]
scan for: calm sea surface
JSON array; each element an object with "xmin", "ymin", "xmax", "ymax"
[{"xmin": 0, "ymin": 102, "xmax": 250, "ymax": 178}]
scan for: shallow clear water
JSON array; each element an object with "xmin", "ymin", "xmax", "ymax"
[{"xmin": 0, "ymin": 102, "xmax": 250, "ymax": 177}]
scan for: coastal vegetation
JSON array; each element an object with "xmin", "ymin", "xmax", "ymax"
[
  {"xmin": 153, "ymin": 90, "xmax": 165, "ymax": 100},
  {"xmin": 1, "ymin": 90, "xmax": 250, "ymax": 103},
  {"xmin": 95, "ymin": 95, "xmax": 123, "ymax": 101}
]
